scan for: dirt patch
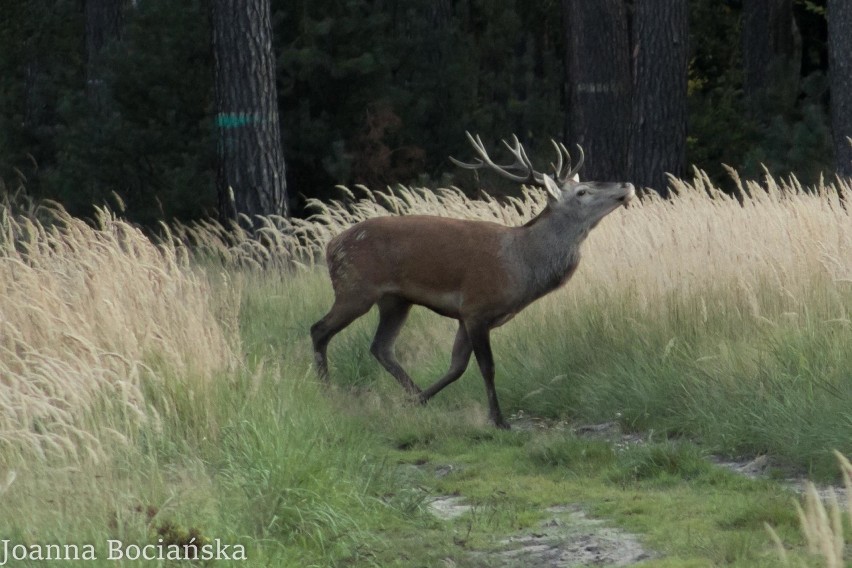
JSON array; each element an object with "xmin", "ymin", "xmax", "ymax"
[
  {"xmin": 711, "ymin": 455, "xmax": 849, "ymax": 504},
  {"xmin": 428, "ymin": 498, "xmax": 654, "ymax": 567},
  {"xmin": 510, "ymin": 416, "xmax": 645, "ymax": 451},
  {"xmin": 427, "ymin": 495, "xmax": 472, "ymax": 520},
  {"xmin": 711, "ymin": 454, "xmax": 771, "ymax": 479},
  {"xmin": 571, "ymin": 421, "xmax": 645, "ymax": 451},
  {"xmin": 486, "ymin": 507, "xmax": 652, "ymax": 567}
]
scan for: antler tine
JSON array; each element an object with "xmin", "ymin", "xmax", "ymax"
[
  {"xmin": 552, "ymin": 142, "xmax": 585, "ymax": 183},
  {"xmin": 450, "ymin": 131, "xmax": 544, "ymax": 185},
  {"xmin": 550, "ymin": 139, "xmax": 564, "ymax": 180},
  {"xmin": 505, "ymin": 135, "xmax": 540, "ymax": 176},
  {"xmin": 448, "ymin": 155, "xmax": 481, "ymax": 169},
  {"xmin": 566, "ymin": 144, "xmax": 585, "ymax": 179},
  {"xmin": 449, "ymin": 131, "xmax": 487, "ymax": 170},
  {"xmin": 520, "ymin": 143, "xmax": 550, "ymax": 185},
  {"xmin": 500, "ymin": 135, "xmax": 529, "ymax": 171},
  {"xmin": 499, "ymin": 134, "xmax": 520, "ymax": 158}
]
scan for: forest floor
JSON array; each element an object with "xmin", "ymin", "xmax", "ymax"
[{"xmin": 429, "ymin": 499, "xmax": 652, "ymax": 567}]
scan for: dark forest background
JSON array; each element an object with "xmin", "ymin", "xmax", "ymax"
[{"xmin": 0, "ymin": 0, "xmax": 843, "ymax": 225}]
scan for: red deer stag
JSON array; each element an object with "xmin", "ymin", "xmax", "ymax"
[{"xmin": 311, "ymin": 133, "xmax": 634, "ymax": 428}]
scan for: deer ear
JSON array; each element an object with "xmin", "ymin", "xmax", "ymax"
[
  {"xmin": 542, "ymin": 174, "xmax": 562, "ymax": 201},
  {"xmin": 571, "ymin": 173, "xmax": 580, "ymax": 183}
]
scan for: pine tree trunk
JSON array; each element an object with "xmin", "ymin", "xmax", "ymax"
[
  {"xmin": 828, "ymin": 0, "xmax": 852, "ymax": 178},
  {"xmin": 562, "ymin": 0, "xmax": 631, "ymax": 181},
  {"xmin": 629, "ymin": 0, "xmax": 689, "ymax": 196},
  {"xmin": 85, "ymin": 0, "xmax": 130, "ymax": 108},
  {"xmin": 211, "ymin": 0, "xmax": 288, "ymax": 220},
  {"xmin": 742, "ymin": 0, "xmax": 799, "ymax": 107}
]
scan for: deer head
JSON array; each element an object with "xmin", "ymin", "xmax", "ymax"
[{"xmin": 451, "ymin": 131, "xmax": 633, "ymax": 229}]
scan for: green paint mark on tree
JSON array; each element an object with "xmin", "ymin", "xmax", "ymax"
[{"xmin": 216, "ymin": 112, "xmax": 261, "ymax": 128}]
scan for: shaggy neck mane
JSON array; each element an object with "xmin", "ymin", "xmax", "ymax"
[{"xmin": 512, "ymin": 205, "xmax": 590, "ymax": 298}]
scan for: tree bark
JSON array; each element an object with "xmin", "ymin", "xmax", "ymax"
[
  {"xmin": 828, "ymin": 0, "xmax": 852, "ymax": 178},
  {"xmin": 211, "ymin": 0, "xmax": 288, "ymax": 220},
  {"xmin": 85, "ymin": 0, "xmax": 130, "ymax": 107},
  {"xmin": 742, "ymin": 0, "xmax": 799, "ymax": 107},
  {"xmin": 629, "ymin": 0, "xmax": 689, "ymax": 196},
  {"xmin": 562, "ymin": 0, "xmax": 631, "ymax": 181}
]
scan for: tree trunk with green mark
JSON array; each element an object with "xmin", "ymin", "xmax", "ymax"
[
  {"xmin": 828, "ymin": 0, "xmax": 852, "ymax": 178},
  {"xmin": 211, "ymin": 0, "xmax": 288, "ymax": 221}
]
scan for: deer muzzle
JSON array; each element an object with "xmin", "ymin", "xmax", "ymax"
[{"xmin": 618, "ymin": 183, "xmax": 636, "ymax": 207}]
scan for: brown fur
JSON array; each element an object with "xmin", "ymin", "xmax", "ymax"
[{"xmin": 327, "ymin": 216, "xmax": 515, "ymax": 321}]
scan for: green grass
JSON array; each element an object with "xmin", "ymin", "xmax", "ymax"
[
  {"xmin": 2, "ymin": 267, "xmax": 849, "ymax": 566},
  {"xmin": 487, "ymin": 277, "xmax": 852, "ymax": 479}
]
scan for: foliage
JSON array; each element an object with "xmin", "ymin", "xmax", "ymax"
[
  {"xmin": 687, "ymin": 0, "xmax": 832, "ymax": 186},
  {"xmin": 0, "ymin": 0, "xmax": 83, "ymax": 196},
  {"xmin": 52, "ymin": 0, "xmax": 215, "ymax": 224},
  {"xmin": 274, "ymin": 0, "xmax": 565, "ymax": 202},
  {"xmin": 0, "ymin": 0, "xmax": 839, "ymax": 223}
]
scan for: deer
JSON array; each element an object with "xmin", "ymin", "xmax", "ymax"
[{"xmin": 310, "ymin": 132, "xmax": 635, "ymax": 429}]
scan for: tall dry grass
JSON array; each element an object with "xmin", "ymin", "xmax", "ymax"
[
  {"xmin": 3, "ymin": 168, "xmax": 850, "ymax": 464},
  {"xmin": 185, "ymin": 170, "xmax": 851, "ymax": 319},
  {"xmin": 0, "ymin": 203, "xmax": 237, "ymax": 463},
  {"xmin": 176, "ymin": 184, "xmax": 548, "ymax": 269},
  {"xmin": 595, "ymin": 169, "xmax": 851, "ymax": 308},
  {"xmin": 768, "ymin": 451, "xmax": 852, "ymax": 568}
]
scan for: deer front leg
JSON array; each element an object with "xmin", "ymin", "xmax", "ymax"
[{"xmin": 466, "ymin": 322, "xmax": 509, "ymax": 429}]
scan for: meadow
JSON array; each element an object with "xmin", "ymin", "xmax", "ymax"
[{"xmin": 1, "ymin": 169, "xmax": 850, "ymax": 566}]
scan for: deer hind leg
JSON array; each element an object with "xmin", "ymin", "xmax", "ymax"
[
  {"xmin": 466, "ymin": 322, "xmax": 509, "ymax": 429},
  {"xmin": 310, "ymin": 295, "xmax": 374, "ymax": 382},
  {"xmin": 370, "ymin": 296, "xmax": 422, "ymax": 395},
  {"xmin": 419, "ymin": 322, "xmax": 472, "ymax": 404}
]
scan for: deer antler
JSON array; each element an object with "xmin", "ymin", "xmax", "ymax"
[
  {"xmin": 450, "ymin": 132, "xmax": 544, "ymax": 185},
  {"xmin": 451, "ymin": 132, "xmax": 584, "ymax": 188},
  {"xmin": 550, "ymin": 140, "xmax": 585, "ymax": 184}
]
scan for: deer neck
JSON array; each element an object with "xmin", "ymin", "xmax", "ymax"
[{"xmin": 508, "ymin": 207, "xmax": 591, "ymax": 299}]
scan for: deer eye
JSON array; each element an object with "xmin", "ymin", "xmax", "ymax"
[{"xmin": 577, "ymin": 189, "xmax": 587, "ymax": 197}]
